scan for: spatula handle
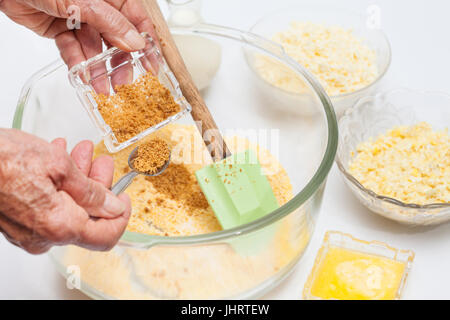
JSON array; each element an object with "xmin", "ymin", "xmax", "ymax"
[{"xmin": 142, "ymin": 0, "xmax": 231, "ymax": 161}]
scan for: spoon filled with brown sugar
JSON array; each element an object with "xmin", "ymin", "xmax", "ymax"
[{"xmin": 111, "ymin": 138, "xmax": 171, "ymax": 195}]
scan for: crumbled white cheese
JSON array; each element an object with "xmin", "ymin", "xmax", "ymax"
[
  {"xmin": 255, "ymin": 22, "xmax": 378, "ymax": 96},
  {"xmin": 349, "ymin": 122, "xmax": 450, "ymax": 205}
]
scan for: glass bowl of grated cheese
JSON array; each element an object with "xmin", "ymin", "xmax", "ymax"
[
  {"xmin": 14, "ymin": 24, "xmax": 338, "ymax": 299},
  {"xmin": 336, "ymin": 89, "xmax": 450, "ymax": 226},
  {"xmin": 246, "ymin": 7, "xmax": 391, "ymax": 117}
]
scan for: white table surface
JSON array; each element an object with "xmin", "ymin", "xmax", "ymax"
[{"xmin": 0, "ymin": 0, "xmax": 449, "ymax": 300}]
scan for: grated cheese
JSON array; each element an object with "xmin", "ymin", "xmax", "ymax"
[
  {"xmin": 349, "ymin": 122, "xmax": 450, "ymax": 205},
  {"xmin": 255, "ymin": 22, "xmax": 378, "ymax": 96}
]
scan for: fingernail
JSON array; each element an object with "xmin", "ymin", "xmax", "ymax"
[
  {"xmin": 124, "ymin": 30, "xmax": 146, "ymax": 51},
  {"xmin": 103, "ymin": 193, "xmax": 126, "ymax": 215}
]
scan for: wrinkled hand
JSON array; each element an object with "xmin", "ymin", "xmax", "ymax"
[
  {"xmin": 0, "ymin": 129, "xmax": 131, "ymax": 254},
  {"xmin": 0, "ymin": 0, "xmax": 157, "ymax": 69}
]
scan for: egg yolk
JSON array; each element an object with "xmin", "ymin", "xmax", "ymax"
[{"xmin": 310, "ymin": 246, "xmax": 406, "ymax": 300}]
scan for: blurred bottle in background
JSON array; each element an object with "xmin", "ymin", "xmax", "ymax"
[{"xmin": 166, "ymin": 0, "xmax": 222, "ymax": 91}]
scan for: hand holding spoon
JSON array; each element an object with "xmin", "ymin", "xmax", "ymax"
[{"xmin": 111, "ymin": 143, "xmax": 171, "ymax": 195}]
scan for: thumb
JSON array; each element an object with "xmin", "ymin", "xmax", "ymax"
[
  {"xmin": 72, "ymin": 0, "xmax": 146, "ymax": 51},
  {"xmin": 55, "ymin": 160, "xmax": 128, "ymax": 219}
]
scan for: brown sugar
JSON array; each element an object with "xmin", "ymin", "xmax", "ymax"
[
  {"xmin": 145, "ymin": 163, "xmax": 210, "ymax": 211},
  {"xmin": 133, "ymin": 138, "xmax": 170, "ymax": 174},
  {"xmin": 94, "ymin": 72, "xmax": 181, "ymax": 143}
]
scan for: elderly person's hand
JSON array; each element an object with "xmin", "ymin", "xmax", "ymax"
[
  {"xmin": 0, "ymin": 0, "xmax": 157, "ymax": 69},
  {"xmin": 0, "ymin": 129, "xmax": 131, "ymax": 254}
]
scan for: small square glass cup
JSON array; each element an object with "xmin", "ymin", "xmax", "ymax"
[
  {"xmin": 303, "ymin": 231, "xmax": 415, "ymax": 300},
  {"xmin": 69, "ymin": 33, "xmax": 192, "ymax": 153}
]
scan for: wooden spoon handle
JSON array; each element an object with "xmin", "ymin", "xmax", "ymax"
[{"xmin": 142, "ymin": 0, "xmax": 230, "ymax": 161}]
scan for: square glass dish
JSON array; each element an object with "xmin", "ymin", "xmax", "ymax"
[
  {"xmin": 303, "ymin": 231, "xmax": 414, "ymax": 300},
  {"xmin": 69, "ymin": 33, "xmax": 192, "ymax": 153}
]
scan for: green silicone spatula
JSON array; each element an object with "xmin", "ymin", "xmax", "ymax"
[
  {"xmin": 144, "ymin": 0, "xmax": 279, "ymax": 238},
  {"xmin": 195, "ymin": 149, "xmax": 279, "ymax": 229}
]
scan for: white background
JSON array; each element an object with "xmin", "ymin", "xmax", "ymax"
[{"xmin": 0, "ymin": 0, "xmax": 449, "ymax": 299}]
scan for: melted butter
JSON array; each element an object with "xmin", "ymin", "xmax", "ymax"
[{"xmin": 310, "ymin": 246, "xmax": 406, "ymax": 300}]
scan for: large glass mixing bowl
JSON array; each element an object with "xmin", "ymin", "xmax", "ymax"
[{"xmin": 13, "ymin": 24, "xmax": 337, "ymax": 299}]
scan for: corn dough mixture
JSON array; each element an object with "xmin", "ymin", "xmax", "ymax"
[
  {"xmin": 349, "ymin": 122, "xmax": 450, "ymax": 205},
  {"xmin": 255, "ymin": 22, "xmax": 378, "ymax": 96},
  {"xmin": 63, "ymin": 124, "xmax": 309, "ymax": 299},
  {"xmin": 95, "ymin": 124, "xmax": 293, "ymax": 236}
]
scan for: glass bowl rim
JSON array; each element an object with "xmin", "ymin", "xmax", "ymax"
[
  {"xmin": 336, "ymin": 88, "xmax": 450, "ymax": 211},
  {"xmin": 13, "ymin": 23, "xmax": 338, "ymax": 247},
  {"xmin": 247, "ymin": 6, "xmax": 392, "ymax": 99}
]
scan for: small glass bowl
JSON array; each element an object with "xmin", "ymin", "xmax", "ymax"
[
  {"xmin": 246, "ymin": 7, "xmax": 391, "ymax": 117},
  {"xmin": 303, "ymin": 231, "xmax": 414, "ymax": 300},
  {"xmin": 336, "ymin": 89, "xmax": 450, "ymax": 225},
  {"xmin": 69, "ymin": 33, "xmax": 192, "ymax": 153}
]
